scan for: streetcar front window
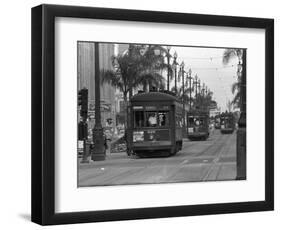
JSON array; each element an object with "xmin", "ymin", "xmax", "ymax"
[
  {"xmin": 146, "ymin": 112, "xmax": 158, "ymax": 127},
  {"xmin": 188, "ymin": 116, "xmax": 205, "ymax": 126},
  {"xmin": 158, "ymin": 111, "xmax": 169, "ymax": 127},
  {"xmin": 144, "ymin": 111, "xmax": 169, "ymax": 127},
  {"xmin": 134, "ymin": 108, "xmax": 169, "ymax": 128}
]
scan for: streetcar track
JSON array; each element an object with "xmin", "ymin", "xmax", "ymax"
[
  {"xmin": 164, "ymin": 134, "xmax": 232, "ymax": 181},
  {"xmin": 189, "ymin": 133, "xmax": 227, "ymax": 157},
  {"xmin": 202, "ymin": 134, "xmax": 234, "ymax": 181}
]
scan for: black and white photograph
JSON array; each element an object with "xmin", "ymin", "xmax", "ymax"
[
  {"xmin": 77, "ymin": 42, "xmax": 246, "ymax": 187},
  {"xmin": 29, "ymin": 2, "xmax": 274, "ymax": 227}
]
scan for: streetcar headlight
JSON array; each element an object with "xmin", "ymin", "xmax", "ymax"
[{"xmin": 133, "ymin": 131, "xmax": 144, "ymax": 142}]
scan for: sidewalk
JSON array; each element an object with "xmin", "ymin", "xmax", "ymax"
[{"xmin": 78, "ymin": 150, "xmax": 136, "ymax": 169}]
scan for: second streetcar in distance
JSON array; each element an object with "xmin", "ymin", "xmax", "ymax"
[
  {"xmin": 220, "ymin": 112, "xmax": 235, "ymax": 134},
  {"xmin": 214, "ymin": 114, "xmax": 221, "ymax": 129},
  {"xmin": 128, "ymin": 91, "xmax": 183, "ymax": 157},
  {"xmin": 186, "ymin": 109, "xmax": 210, "ymax": 141}
]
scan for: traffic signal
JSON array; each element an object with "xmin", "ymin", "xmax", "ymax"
[
  {"xmin": 78, "ymin": 88, "xmax": 88, "ymax": 121},
  {"xmin": 78, "ymin": 121, "xmax": 88, "ymax": 140}
]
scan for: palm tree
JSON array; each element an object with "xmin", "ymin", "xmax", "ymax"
[
  {"xmin": 222, "ymin": 49, "xmax": 243, "ymax": 108},
  {"xmin": 231, "ymin": 82, "xmax": 240, "ymax": 109},
  {"xmin": 222, "ymin": 49, "xmax": 243, "ymax": 65},
  {"xmin": 101, "ymin": 44, "xmax": 169, "ymax": 141},
  {"xmin": 193, "ymin": 89, "xmax": 214, "ymax": 110},
  {"xmin": 226, "ymin": 100, "xmax": 233, "ymax": 112},
  {"xmin": 101, "ymin": 45, "xmax": 169, "ymax": 155},
  {"xmin": 101, "ymin": 45, "xmax": 167, "ymax": 103}
]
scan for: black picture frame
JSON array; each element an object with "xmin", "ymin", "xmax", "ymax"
[{"xmin": 31, "ymin": 4, "xmax": 274, "ymax": 225}]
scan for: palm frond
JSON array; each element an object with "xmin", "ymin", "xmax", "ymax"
[
  {"xmin": 231, "ymin": 82, "xmax": 239, "ymax": 94},
  {"xmin": 222, "ymin": 49, "xmax": 237, "ymax": 65},
  {"xmin": 231, "ymin": 92, "xmax": 241, "ymax": 108},
  {"xmin": 222, "ymin": 49, "xmax": 242, "ymax": 65},
  {"xmin": 100, "ymin": 69, "xmax": 124, "ymax": 92}
]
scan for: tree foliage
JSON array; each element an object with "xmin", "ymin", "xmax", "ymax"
[
  {"xmin": 101, "ymin": 44, "xmax": 168, "ymax": 102},
  {"xmin": 222, "ymin": 49, "xmax": 243, "ymax": 108}
]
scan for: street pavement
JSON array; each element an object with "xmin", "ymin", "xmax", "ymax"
[{"xmin": 78, "ymin": 129, "xmax": 237, "ymax": 187}]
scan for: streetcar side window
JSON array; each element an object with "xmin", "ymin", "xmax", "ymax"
[
  {"xmin": 134, "ymin": 111, "xmax": 144, "ymax": 127},
  {"xmin": 188, "ymin": 116, "xmax": 194, "ymax": 125}
]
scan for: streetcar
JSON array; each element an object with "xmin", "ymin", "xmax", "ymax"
[
  {"xmin": 214, "ymin": 114, "xmax": 221, "ymax": 129},
  {"xmin": 128, "ymin": 91, "xmax": 183, "ymax": 157},
  {"xmin": 220, "ymin": 112, "xmax": 235, "ymax": 134},
  {"xmin": 186, "ymin": 110, "xmax": 210, "ymax": 141}
]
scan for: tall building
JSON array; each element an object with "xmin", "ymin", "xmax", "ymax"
[{"xmin": 77, "ymin": 42, "xmax": 116, "ymax": 129}]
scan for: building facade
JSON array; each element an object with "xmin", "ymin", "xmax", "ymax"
[{"xmin": 77, "ymin": 42, "xmax": 116, "ymax": 130}]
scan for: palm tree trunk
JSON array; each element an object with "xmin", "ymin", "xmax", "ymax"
[{"xmin": 123, "ymin": 92, "xmax": 132, "ymax": 155}]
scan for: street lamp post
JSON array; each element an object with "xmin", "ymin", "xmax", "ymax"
[
  {"xmin": 202, "ymin": 83, "xmax": 205, "ymax": 97},
  {"xmin": 92, "ymin": 42, "xmax": 106, "ymax": 161},
  {"xmin": 166, "ymin": 46, "xmax": 171, "ymax": 91},
  {"xmin": 173, "ymin": 51, "xmax": 178, "ymax": 94},
  {"xmin": 193, "ymin": 74, "xmax": 199, "ymax": 107},
  {"xmin": 180, "ymin": 61, "xmax": 187, "ymax": 137},
  {"xmin": 187, "ymin": 68, "xmax": 193, "ymax": 111},
  {"xmin": 201, "ymin": 83, "xmax": 207, "ymax": 110}
]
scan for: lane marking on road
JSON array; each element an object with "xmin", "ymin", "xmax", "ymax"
[
  {"xmin": 213, "ymin": 157, "xmax": 220, "ymax": 163},
  {"xmin": 180, "ymin": 159, "xmax": 189, "ymax": 165}
]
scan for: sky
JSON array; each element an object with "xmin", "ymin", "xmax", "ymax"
[
  {"xmin": 114, "ymin": 43, "xmax": 241, "ymax": 112},
  {"xmin": 168, "ymin": 46, "xmax": 239, "ymax": 112}
]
